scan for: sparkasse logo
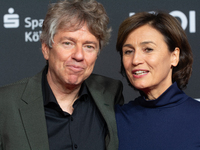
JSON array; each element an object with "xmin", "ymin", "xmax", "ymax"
[{"xmin": 4, "ymin": 8, "xmax": 19, "ymax": 28}]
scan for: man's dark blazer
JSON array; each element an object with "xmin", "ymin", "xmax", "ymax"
[{"xmin": 0, "ymin": 69, "xmax": 124, "ymax": 150}]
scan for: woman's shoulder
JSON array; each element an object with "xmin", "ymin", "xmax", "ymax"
[
  {"xmin": 183, "ymin": 96, "xmax": 200, "ymax": 109},
  {"xmin": 115, "ymin": 97, "xmax": 141, "ymax": 114}
]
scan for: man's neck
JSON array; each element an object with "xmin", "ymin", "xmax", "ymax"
[{"xmin": 46, "ymin": 73, "xmax": 81, "ymax": 115}]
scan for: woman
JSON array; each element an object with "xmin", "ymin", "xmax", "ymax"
[{"xmin": 115, "ymin": 11, "xmax": 200, "ymax": 149}]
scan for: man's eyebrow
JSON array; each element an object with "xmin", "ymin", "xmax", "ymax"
[
  {"xmin": 84, "ymin": 41, "xmax": 98, "ymax": 47},
  {"xmin": 59, "ymin": 36, "xmax": 75, "ymax": 42},
  {"xmin": 59, "ymin": 37, "xmax": 99, "ymax": 47}
]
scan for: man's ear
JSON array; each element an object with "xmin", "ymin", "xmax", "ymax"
[
  {"xmin": 171, "ymin": 47, "xmax": 180, "ymax": 67},
  {"xmin": 42, "ymin": 43, "xmax": 50, "ymax": 60}
]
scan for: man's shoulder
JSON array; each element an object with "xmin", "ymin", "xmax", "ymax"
[
  {"xmin": 88, "ymin": 74, "xmax": 121, "ymax": 83},
  {"xmin": 0, "ymin": 70, "xmax": 42, "ymax": 97},
  {"xmin": 0, "ymin": 77, "xmax": 29, "ymax": 93},
  {"xmin": 0, "ymin": 78, "xmax": 30, "ymax": 111},
  {"xmin": 87, "ymin": 74, "xmax": 122, "ymax": 86},
  {"xmin": 86, "ymin": 74, "xmax": 123, "ymax": 94}
]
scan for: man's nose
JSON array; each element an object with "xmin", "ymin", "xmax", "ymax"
[{"xmin": 72, "ymin": 45, "xmax": 84, "ymax": 62}]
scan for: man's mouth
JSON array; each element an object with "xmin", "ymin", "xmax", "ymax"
[{"xmin": 67, "ymin": 65, "xmax": 84, "ymax": 72}]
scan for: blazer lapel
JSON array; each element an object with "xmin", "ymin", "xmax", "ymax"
[
  {"xmin": 19, "ymin": 71, "xmax": 49, "ymax": 150},
  {"xmin": 85, "ymin": 75, "xmax": 108, "ymax": 109},
  {"xmin": 85, "ymin": 75, "xmax": 118, "ymax": 149}
]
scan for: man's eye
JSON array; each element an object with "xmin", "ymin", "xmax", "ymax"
[
  {"xmin": 87, "ymin": 45, "xmax": 94, "ymax": 49},
  {"xmin": 83, "ymin": 45, "xmax": 96, "ymax": 52},
  {"xmin": 61, "ymin": 41, "xmax": 74, "ymax": 49},
  {"xmin": 63, "ymin": 42, "xmax": 71, "ymax": 45}
]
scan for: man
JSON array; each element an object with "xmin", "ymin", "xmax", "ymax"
[{"xmin": 0, "ymin": 0, "xmax": 123, "ymax": 150}]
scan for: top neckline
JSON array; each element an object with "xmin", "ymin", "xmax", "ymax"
[{"xmin": 136, "ymin": 82, "xmax": 188, "ymax": 108}]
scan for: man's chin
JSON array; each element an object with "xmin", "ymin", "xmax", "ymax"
[{"xmin": 66, "ymin": 77, "xmax": 82, "ymax": 86}]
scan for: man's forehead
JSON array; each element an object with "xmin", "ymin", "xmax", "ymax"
[
  {"xmin": 58, "ymin": 23, "xmax": 89, "ymax": 34},
  {"xmin": 56, "ymin": 24, "xmax": 99, "ymax": 41},
  {"xmin": 55, "ymin": 25, "xmax": 99, "ymax": 44}
]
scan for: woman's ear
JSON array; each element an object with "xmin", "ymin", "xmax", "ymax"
[{"xmin": 171, "ymin": 47, "xmax": 180, "ymax": 67}]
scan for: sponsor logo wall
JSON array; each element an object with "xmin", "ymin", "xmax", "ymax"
[{"xmin": 1, "ymin": 0, "xmax": 200, "ymax": 102}]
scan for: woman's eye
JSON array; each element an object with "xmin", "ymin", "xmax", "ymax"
[
  {"xmin": 144, "ymin": 48, "xmax": 153, "ymax": 52},
  {"xmin": 123, "ymin": 50, "xmax": 133, "ymax": 55}
]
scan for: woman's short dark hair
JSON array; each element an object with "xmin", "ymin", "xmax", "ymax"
[{"xmin": 116, "ymin": 11, "xmax": 193, "ymax": 90}]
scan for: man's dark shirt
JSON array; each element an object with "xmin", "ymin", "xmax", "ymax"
[{"xmin": 42, "ymin": 68, "xmax": 107, "ymax": 150}]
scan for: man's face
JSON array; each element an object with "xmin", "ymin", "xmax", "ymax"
[{"xmin": 42, "ymin": 24, "xmax": 99, "ymax": 88}]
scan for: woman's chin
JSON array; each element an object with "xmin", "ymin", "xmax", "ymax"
[{"xmin": 132, "ymin": 83, "xmax": 148, "ymax": 91}]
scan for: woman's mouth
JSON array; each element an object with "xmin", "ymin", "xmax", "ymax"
[{"xmin": 133, "ymin": 70, "xmax": 148, "ymax": 75}]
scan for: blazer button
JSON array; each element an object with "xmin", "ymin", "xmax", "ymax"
[{"xmin": 74, "ymin": 144, "xmax": 78, "ymax": 149}]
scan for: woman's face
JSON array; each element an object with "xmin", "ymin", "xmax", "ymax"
[{"xmin": 122, "ymin": 24, "xmax": 179, "ymax": 99}]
